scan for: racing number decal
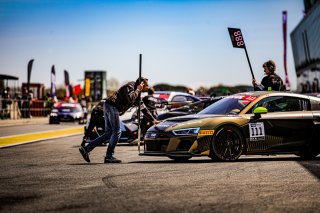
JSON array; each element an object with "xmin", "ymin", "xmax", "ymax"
[{"xmin": 249, "ymin": 122, "xmax": 265, "ymax": 141}]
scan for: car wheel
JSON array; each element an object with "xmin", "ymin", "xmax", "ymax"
[
  {"xmin": 210, "ymin": 125, "xmax": 244, "ymax": 161},
  {"xmin": 168, "ymin": 156, "xmax": 192, "ymax": 162},
  {"xmin": 49, "ymin": 118, "xmax": 59, "ymax": 124},
  {"xmin": 295, "ymin": 150, "xmax": 319, "ymax": 160}
]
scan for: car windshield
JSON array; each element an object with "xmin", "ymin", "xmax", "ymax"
[{"xmin": 198, "ymin": 95, "xmax": 256, "ymax": 115}]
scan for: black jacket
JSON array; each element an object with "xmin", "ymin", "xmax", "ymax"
[
  {"xmin": 254, "ymin": 73, "xmax": 284, "ymax": 91},
  {"xmin": 102, "ymin": 81, "xmax": 156, "ymax": 121}
]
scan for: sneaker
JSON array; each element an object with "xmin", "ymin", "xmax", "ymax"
[
  {"xmin": 79, "ymin": 146, "xmax": 90, "ymax": 163},
  {"xmin": 104, "ymin": 156, "xmax": 121, "ymax": 163}
]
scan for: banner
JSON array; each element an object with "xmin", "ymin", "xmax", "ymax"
[
  {"xmin": 73, "ymin": 84, "xmax": 81, "ymax": 95},
  {"xmin": 282, "ymin": 11, "xmax": 291, "ymax": 90},
  {"xmin": 51, "ymin": 65, "xmax": 56, "ymax": 98},
  {"xmin": 27, "ymin": 59, "xmax": 34, "ymax": 91},
  {"xmin": 85, "ymin": 78, "xmax": 90, "ymax": 97},
  {"xmin": 64, "ymin": 70, "xmax": 70, "ymax": 97}
]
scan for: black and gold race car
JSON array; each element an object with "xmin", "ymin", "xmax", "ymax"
[{"xmin": 141, "ymin": 91, "xmax": 320, "ymax": 161}]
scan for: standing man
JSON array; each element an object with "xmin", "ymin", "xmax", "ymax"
[
  {"xmin": 79, "ymin": 77, "xmax": 158, "ymax": 163},
  {"xmin": 252, "ymin": 60, "xmax": 285, "ymax": 91}
]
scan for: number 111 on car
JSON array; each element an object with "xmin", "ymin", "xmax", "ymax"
[{"xmin": 249, "ymin": 122, "xmax": 265, "ymax": 141}]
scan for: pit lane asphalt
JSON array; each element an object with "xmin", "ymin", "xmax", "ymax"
[
  {"xmin": 0, "ymin": 117, "xmax": 84, "ymax": 148},
  {"xmin": 0, "ymin": 134, "xmax": 319, "ymax": 213}
]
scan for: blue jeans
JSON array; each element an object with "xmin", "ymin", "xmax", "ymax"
[{"xmin": 85, "ymin": 102, "xmax": 121, "ymax": 158}]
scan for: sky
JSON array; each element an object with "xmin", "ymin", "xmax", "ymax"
[{"xmin": 0, "ymin": 0, "xmax": 305, "ymax": 91}]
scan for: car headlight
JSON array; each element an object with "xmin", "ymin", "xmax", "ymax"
[
  {"xmin": 71, "ymin": 112, "xmax": 82, "ymax": 119},
  {"xmin": 172, "ymin": 127, "xmax": 200, "ymax": 136}
]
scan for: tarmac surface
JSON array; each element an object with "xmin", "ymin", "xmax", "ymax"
[
  {"xmin": 0, "ymin": 134, "xmax": 319, "ymax": 213},
  {"xmin": 0, "ymin": 117, "xmax": 48, "ymax": 127},
  {"xmin": 0, "ymin": 117, "xmax": 83, "ymax": 148},
  {"xmin": 0, "ymin": 117, "xmax": 320, "ymax": 212}
]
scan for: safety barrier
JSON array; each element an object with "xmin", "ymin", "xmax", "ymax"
[{"xmin": 0, "ymin": 98, "xmax": 53, "ymax": 119}]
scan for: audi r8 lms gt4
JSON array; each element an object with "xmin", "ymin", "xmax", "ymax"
[{"xmin": 141, "ymin": 91, "xmax": 320, "ymax": 161}]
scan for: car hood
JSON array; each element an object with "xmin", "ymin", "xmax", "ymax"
[{"xmin": 152, "ymin": 114, "xmax": 239, "ymax": 132}]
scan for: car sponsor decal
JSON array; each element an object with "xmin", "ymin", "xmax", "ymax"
[
  {"xmin": 156, "ymin": 123, "xmax": 171, "ymax": 128},
  {"xmin": 242, "ymin": 95, "xmax": 257, "ymax": 102},
  {"xmin": 249, "ymin": 122, "xmax": 265, "ymax": 141},
  {"xmin": 198, "ymin": 130, "xmax": 214, "ymax": 136},
  {"xmin": 150, "ymin": 133, "xmax": 157, "ymax": 138}
]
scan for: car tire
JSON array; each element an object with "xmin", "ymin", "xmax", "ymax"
[
  {"xmin": 49, "ymin": 118, "xmax": 59, "ymax": 124},
  {"xmin": 168, "ymin": 156, "xmax": 191, "ymax": 162},
  {"xmin": 210, "ymin": 125, "xmax": 244, "ymax": 161}
]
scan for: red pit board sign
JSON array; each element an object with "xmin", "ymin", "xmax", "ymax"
[{"xmin": 228, "ymin": 28, "xmax": 245, "ymax": 48}]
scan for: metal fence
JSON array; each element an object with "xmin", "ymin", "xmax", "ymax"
[{"xmin": 0, "ymin": 97, "xmax": 52, "ymax": 119}]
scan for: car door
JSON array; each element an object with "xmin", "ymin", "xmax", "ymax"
[
  {"xmin": 311, "ymin": 110, "xmax": 320, "ymax": 150},
  {"xmin": 244, "ymin": 96, "xmax": 314, "ymax": 153}
]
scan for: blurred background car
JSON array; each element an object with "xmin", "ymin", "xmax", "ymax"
[
  {"xmin": 82, "ymin": 105, "xmax": 138, "ymax": 145},
  {"xmin": 49, "ymin": 102, "xmax": 87, "ymax": 124},
  {"xmin": 153, "ymin": 91, "xmax": 201, "ymax": 110},
  {"xmin": 157, "ymin": 96, "xmax": 224, "ymax": 120},
  {"xmin": 84, "ymin": 120, "xmax": 138, "ymax": 145},
  {"xmin": 129, "ymin": 91, "xmax": 202, "ymax": 121}
]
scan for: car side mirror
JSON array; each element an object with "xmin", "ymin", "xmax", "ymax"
[{"xmin": 252, "ymin": 107, "xmax": 268, "ymax": 119}]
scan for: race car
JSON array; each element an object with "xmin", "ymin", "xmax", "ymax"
[
  {"xmin": 157, "ymin": 96, "xmax": 224, "ymax": 120},
  {"xmin": 49, "ymin": 102, "xmax": 87, "ymax": 124},
  {"xmin": 83, "ymin": 105, "xmax": 138, "ymax": 144},
  {"xmin": 141, "ymin": 91, "xmax": 320, "ymax": 161},
  {"xmin": 153, "ymin": 91, "xmax": 201, "ymax": 110}
]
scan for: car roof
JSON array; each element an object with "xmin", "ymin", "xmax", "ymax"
[
  {"xmin": 233, "ymin": 91, "xmax": 320, "ymax": 100},
  {"xmin": 154, "ymin": 91, "xmax": 193, "ymax": 95},
  {"xmin": 154, "ymin": 91, "xmax": 200, "ymax": 101}
]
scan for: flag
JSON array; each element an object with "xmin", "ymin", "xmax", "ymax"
[
  {"xmin": 64, "ymin": 70, "xmax": 70, "ymax": 97},
  {"xmin": 73, "ymin": 84, "xmax": 81, "ymax": 95},
  {"xmin": 51, "ymin": 65, "xmax": 56, "ymax": 98},
  {"xmin": 27, "ymin": 59, "xmax": 34, "ymax": 91},
  {"xmin": 282, "ymin": 11, "xmax": 291, "ymax": 90},
  {"xmin": 228, "ymin": 28, "xmax": 245, "ymax": 49}
]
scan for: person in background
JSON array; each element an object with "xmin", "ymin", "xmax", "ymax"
[
  {"xmin": 79, "ymin": 77, "xmax": 159, "ymax": 163},
  {"xmin": 252, "ymin": 60, "xmax": 285, "ymax": 91},
  {"xmin": 1, "ymin": 87, "xmax": 11, "ymax": 119},
  {"xmin": 187, "ymin": 87, "xmax": 195, "ymax": 96},
  {"xmin": 140, "ymin": 87, "xmax": 158, "ymax": 139}
]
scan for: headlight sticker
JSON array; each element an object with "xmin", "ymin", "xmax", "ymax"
[
  {"xmin": 249, "ymin": 122, "xmax": 265, "ymax": 141},
  {"xmin": 198, "ymin": 130, "xmax": 214, "ymax": 136},
  {"xmin": 172, "ymin": 127, "xmax": 200, "ymax": 136}
]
